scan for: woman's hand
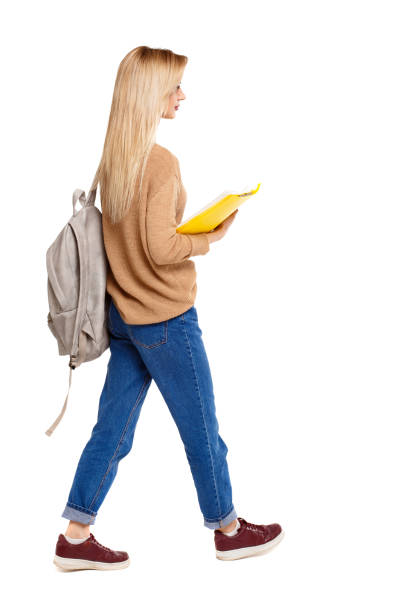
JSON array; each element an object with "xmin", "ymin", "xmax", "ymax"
[{"xmin": 206, "ymin": 209, "xmax": 239, "ymax": 244}]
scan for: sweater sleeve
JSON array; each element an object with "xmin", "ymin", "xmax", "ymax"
[{"xmin": 145, "ymin": 157, "xmax": 210, "ymax": 266}]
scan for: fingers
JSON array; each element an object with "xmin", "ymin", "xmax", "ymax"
[
  {"xmin": 213, "ymin": 210, "xmax": 239, "ymax": 236},
  {"xmin": 226, "ymin": 210, "xmax": 238, "ymax": 225}
]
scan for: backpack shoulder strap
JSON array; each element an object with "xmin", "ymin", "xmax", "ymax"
[
  {"xmin": 45, "ymin": 331, "xmax": 88, "ymax": 436},
  {"xmin": 45, "ymin": 366, "xmax": 73, "ymax": 436}
]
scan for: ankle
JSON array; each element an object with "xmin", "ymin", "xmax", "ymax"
[
  {"xmin": 218, "ymin": 519, "xmax": 238, "ymax": 533},
  {"xmin": 65, "ymin": 520, "xmax": 91, "ymax": 539}
]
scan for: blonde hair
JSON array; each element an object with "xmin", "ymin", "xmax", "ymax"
[{"xmin": 91, "ymin": 45, "xmax": 187, "ymax": 224}]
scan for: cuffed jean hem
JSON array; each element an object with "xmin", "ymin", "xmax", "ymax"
[
  {"xmin": 62, "ymin": 504, "xmax": 97, "ymax": 526},
  {"xmin": 203, "ymin": 506, "xmax": 238, "ymax": 530}
]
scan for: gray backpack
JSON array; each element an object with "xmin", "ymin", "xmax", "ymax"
[{"xmin": 45, "ymin": 179, "xmax": 111, "ymax": 436}]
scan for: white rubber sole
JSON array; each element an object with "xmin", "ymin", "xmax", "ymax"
[
  {"xmin": 53, "ymin": 555, "xmax": 130, "ymax": 571},
  {"xmin": 216, "ymin": 529, "xmax": 285, "ymax": 561}
]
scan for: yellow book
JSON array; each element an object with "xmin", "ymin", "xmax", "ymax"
[{"xmin": 176, "ymin": 183, "xmax": 261, "ymax": 234}]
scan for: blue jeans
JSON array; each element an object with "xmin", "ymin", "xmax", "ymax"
[{"xmin": 61, "ymin": 299, "xmax": 237, "ymax": 530}]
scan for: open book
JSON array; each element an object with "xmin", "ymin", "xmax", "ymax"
[{"xmin": 176, "ymin": 183, "xmax": 261, "ymax": 234}]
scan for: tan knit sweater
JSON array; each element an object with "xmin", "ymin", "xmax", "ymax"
[{"xmin": 101, "ymin": 143, "xmax": 210, "ymax": 324}]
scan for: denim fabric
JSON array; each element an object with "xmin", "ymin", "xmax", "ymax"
[{"xmin": 62, "ymin": 299, "xmax": 237, "ymax": 530}]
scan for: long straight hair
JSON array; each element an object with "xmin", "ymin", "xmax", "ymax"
[{"xmin": 92, "ymin": 45, "xmax": 187, "ymax": 224}]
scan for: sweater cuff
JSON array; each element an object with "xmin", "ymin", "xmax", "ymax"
[{"xmin": 188, "ymin": 232, "xmax": 210, "ymax": 257}]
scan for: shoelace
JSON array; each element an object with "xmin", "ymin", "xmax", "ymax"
[
  {"xmin": 90, "ymin": 534, "xmax": 114, "ymax": 553},
  {"xmin": 244, "ymin": 521, "xmax": 265, "ymax": 536}
]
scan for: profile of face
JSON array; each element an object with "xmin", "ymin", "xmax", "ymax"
[{"xmin": 162, "ymin": 78, "xmax": 186, "ymax": 119}]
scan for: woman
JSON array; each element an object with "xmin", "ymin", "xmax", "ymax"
[{"xmin": 53, "ymin": 46, "xmax": 284, "ymax": 570}]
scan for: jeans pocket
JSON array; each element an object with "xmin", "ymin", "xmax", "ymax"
[{"xmin": 128, "ymin": 320, "xmax": 168, "ymax": 349}]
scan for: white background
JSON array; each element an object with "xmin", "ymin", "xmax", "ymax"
[{"xmin": 1, "ymin": 0, "xmax": 402, "ymax": 610}]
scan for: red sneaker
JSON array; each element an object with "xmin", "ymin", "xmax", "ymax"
[
  {"xmin": 54, "ymin": 533, "xmax": 130, "ymax": 571},
  {"xmin": 214, "ymin": 517, "xmax": 284, "ymax": 561}
]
